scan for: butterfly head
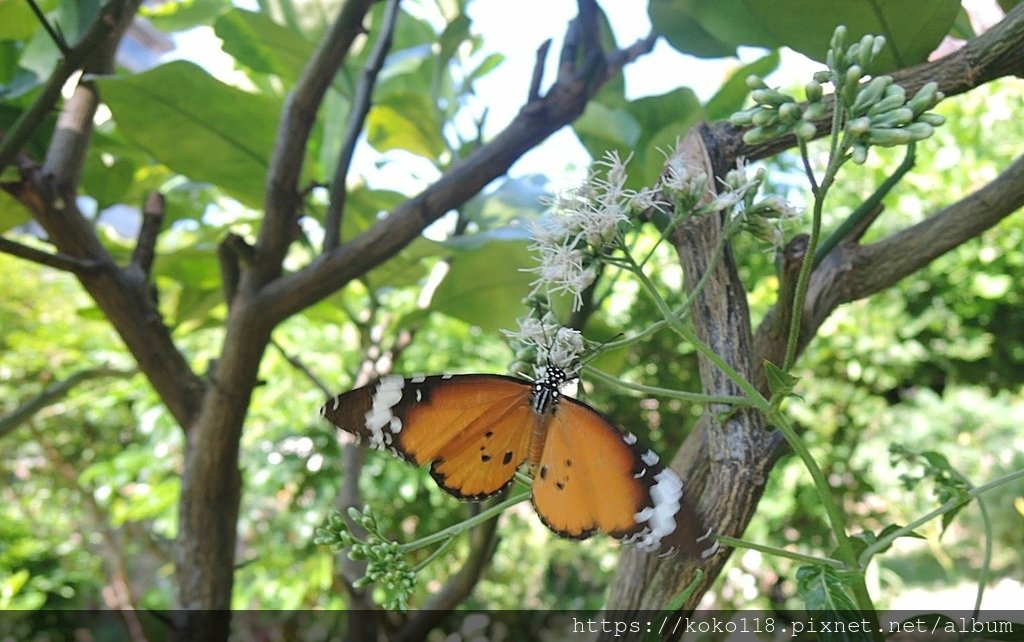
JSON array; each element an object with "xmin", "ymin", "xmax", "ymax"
[{"xmin": 530, "ymin": 366, "xmax": 569, "ymax": 415}]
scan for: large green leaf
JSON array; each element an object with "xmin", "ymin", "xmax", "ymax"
[
  {"xmin": 141, "ymin": 0, "xmax": 231, "ymax": 32},
  {"xmin": 652, "ymin": 0, "xmax": 959, "ymax": 71},
  {"xmin": 0, "ymin": 0, "xmax": 57, "ymax": 41},
  {"xmin": 704, "ymin": 51, "xmax": 781, "ymax": 121},
  {"xmin": 430, "ymin": 232, "xmax": 534, "ymax": 333},
  {"xmin": 95, "ymin": 61, "xmax": 281, "ymax": 208},
  {"xmin": 214, "ymin": 8, "xmax": 315, "ymax": 83},
  {"xmin": 746, "ymin": 0, "xmax": 960, "ymax": 70},
  {"xmin": 366, "ymin": 91, "xmax": 446, "ymax": 159},
  {"xmin": 0, "ymin": 189, "xmax": 31, "ymax": 233},
  {"xmin": 572, "ymin": 102, "xmax": 642, "ymax": 162}
]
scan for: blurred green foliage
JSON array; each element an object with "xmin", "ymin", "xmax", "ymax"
[{"xmin": 0, "ymin": 0, "xmax": 1021, "ymax": 630}]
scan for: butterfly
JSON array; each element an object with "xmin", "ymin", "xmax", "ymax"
[{"xmin": 320, "ymin": 367, "xmax": 718, "ymax": 560}]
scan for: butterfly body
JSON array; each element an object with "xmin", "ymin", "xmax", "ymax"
[{"xmin": 320, "ymin": 369, "xmax": 718, "ymax": 560}]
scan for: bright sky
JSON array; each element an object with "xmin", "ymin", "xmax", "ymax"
[{"xmin": 170, "ymin": 1, "xmax": 820, "ymax": 190}]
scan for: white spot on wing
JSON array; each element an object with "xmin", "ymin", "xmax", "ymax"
[
  {"xmin": 389, "ymin": 416, "xmax": 402, "ymax": 434},
  {"xmin": 632, "ymin": 468, "xmax": 683, "ymax": 552},
  {"xmin": 364, "ymin": 375, "xmax": 405, "ymax": 449},
  {"xmin": 624, "ymin": 432, "xmax": 637, "ymax": 445},
  {"xmin": 640, "ymin": 450, "xmax": 659, "ymax": 466},
  {"xmin": 441, "ymin": 373, "xmax": 453, "ymax": 380},
  {"xmin": 411, "ymin": 375, "xmax": 426, "ymax": 383}
]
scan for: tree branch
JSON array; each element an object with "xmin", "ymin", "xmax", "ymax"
[
  {"xmin": 0, "ymin": 0, "xmax": 137, "ymax": 172},
  {"xmin": 255, "ymin": 0, "xmax": 376, "ymax": 285},
  {"xmin": 129, "ymin": 191, "xmax": 165, "ymax": 278},
  {"xmin": 256, "ymin": 29, "xmax": 658, "ymax": 323},
  {"xmin": 0, "ymin": 366, "xmax": 137, "ymax": 440},
  {"xmin": 0, "ymin": 235, "xmax": 102, "ymax": 273},
  {"xmin": 324, "ymin": 0, "xmax": 401, "ymax": 252}
]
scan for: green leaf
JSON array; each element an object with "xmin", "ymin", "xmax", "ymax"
[
  {"xmin": 366, "ymin": 92, "xmax": 446, "ymax": 159},
  {"xmin": 795, "ymin": 565, "xmax": 859, "ymax": 611},
  {"xmin": 95, "ymin": 61, "xmax": 281, "ymax": 208},
  {"xmin": 745, "ymin": 0, "xmax": 961, "ymax": 71},
  {"xmin": 214, "ymin": 9, "xmax": 315, "ymax": 83},
  {"xmin": 648, "ymin": 0, "xmax": 742, "ymax": 58},
  {"xmin": 765, "ymin": 360, "xmax": 800, "ymax": 398},
  {"xmin": 0, "ymin": 189, "xmax": 31, "ymax": 233},
  {"xmin": 366, "ymin": 236, "xmax": 444, "ymax": 290},
  {"xmin": 430, "ymin": 233, "xmax": 534, "ymax": 332},
  {"xmin": 0, "ymin": 0, "xmax": 57, "ymax": 41},
  {"xmin": 572, "ymin": 102, "xmax": 642, "ymax": 162},
  {"xmin": 462, "ymin": 174, "xmax": 550, "ymax": 229},
  {"xmin": 142, "ymin": 0, "xmax": 231, "ymax": 32}
]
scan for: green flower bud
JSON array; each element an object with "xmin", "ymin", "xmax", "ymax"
[
  {"xmin": 830, "ymin": 25, "xmax": 847, "ymax": 54},
  {"xmin": 907, "ymin": 81, "xmax": 940, "ymax": 116},
  {"xmin": 813, "ymin": 70, "xmax": 831, "ymax": 84},
  {"xmin": 904, "ymin": 121, "xmax": 935, "ymax": 141},
  {"xmin": 730, "ymin": 109, "xmax": 756, "ymax": 126},
  {"xmin": 751, "ymin": 88, "xmax": 795, "ymax": 107},
  {"xmin": 917, "ymin": 112, "xmax": 946, "ymax": 127},
  {"xmin": 779, "ymin": 102, "xmax": 803, "ymax": 123},
  {"xmin": 803, "ymin": 102, "xmax": 829, "ymax": 121},
  {"xmin": 746, "ymin": 74, "xmax": 768, "ymax": 90},
  {"xmin": 866, "ymin": 127, "xmax": 913, "ymax": 146},
  {"xmin": 794, "ymin": 120, "xmax": 818, "ymax": 141},
  {"xmin": 866, "ymin": 92, "xmax": 908, "ymax": 117},
  {"xmin": 870, "ymin": 107, "xmax": 914, "ymax": 128},
  {"xmin": 751, "ymin": 109, "xmax": 778, "ymax": 127},
  {"xmin": 851, "ymin": 143, "xmax": 869, "ymax": 164},
  {"xmin": 850, "ymin": 75, "xmax": 893, "ymax": 115},
  {"xmin": 847, "ymin": 116, "xmax": 872, "ymax": 135},
  {"xmin": 857, "ymin": 34, "xmax": 876, "ymax": 68},
  {"xmin": 805, "ymin": 80, "xmax": 823, "ymax": 103}
]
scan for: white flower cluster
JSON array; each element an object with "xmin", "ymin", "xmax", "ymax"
[
  {"xmin": 502, "ymin": 313, "xmax": 585, "ymax": 379},
  {"xmin": 528, "ymin": 151, "xmax": 664, "ymax": 312}
]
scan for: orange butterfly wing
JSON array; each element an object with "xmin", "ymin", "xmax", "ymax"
[
  {"xmin": 321, "ymin": 374, "xmax": 534, "ymax": 499},
  {"xmin": 531, "ymin": 398, "xmax": 716, "ymax": 559}
]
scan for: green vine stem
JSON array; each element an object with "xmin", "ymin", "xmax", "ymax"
[
  {"xmin": 715, "ymin": 535, "xmax": 846, "ymax": 569},
  {"xmin": 584, "ymin": 365, "xmax": 753, "ymax": 406}
]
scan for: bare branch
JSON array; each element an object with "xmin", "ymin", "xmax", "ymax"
[
  {"xmin": 0, "ymin": 366, "xmax": 137, "ymax": 440},
  {"xmin": 25, "ymin": 0, "xmax": 69, "ymax": 53},
  {"xmin": 256, "ymin": 31, "xmax": 658, "ymax": 323},
  {"xmin": 129, "ymin": 191, "xmax": 165, "ymax": 278},
  {"xmin": 256, "ymin": 0, "xmax": 376, "ymax": 285},
  {"xmin": 324, "ymin": 0, "xmax": 401, "ymax": 253},
  {"xmin": 0, "ymin": 235, "xmax": 102, "ymax": 273},
  {"xmin": 528, "ymin": 39, "xmax": 552, "ymax": 103}
]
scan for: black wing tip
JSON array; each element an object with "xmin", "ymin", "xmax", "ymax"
[
  {"xmin": 429, "ymin": 465, "xmax": 514, "ymax": 502},
  {"xmin": 531, "ymin": 497, "xmax": 598, "ymax": 541}
]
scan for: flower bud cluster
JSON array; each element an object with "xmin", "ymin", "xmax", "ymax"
[
  {"xmin": 503, "ymin": 310, "xmax": 585, "ymax": 379},
  {"xmin": 719, "ymin": 159, "xmax": 800, "ymax": 249},
  {"xmin": 314, "ymin": 506, "xmax": 416, "ymax": 609},
  {"xmin": 730, "ymin": 25, "xmax": 944, "ymax": 159}
]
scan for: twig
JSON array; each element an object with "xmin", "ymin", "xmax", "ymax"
[
  {"xmin": 0, "ymin": 235, "xmax": 103, "ymax": 273},
  {"xmin": 0, "ymin": 366, "xmax": 137, "ymax": 440},
  {"xmin": 25, "ymin": 0, "xmax": 69, "ymax": 53},
  {"xmin": 324, "ymin": 0, "xmax": 401, "ymax": 253},
  {"xmin": 269, "ymin": 337, "xmax": 331, "ymax": 396},
  {"xmin": 130, "ymin": 191, "xmax": 165, "ymax": 278},
  {"xmin": 256, "ymin": 0, "xmax": 376, "ymax": 284},
  {"xmin": 528, "ymin": 39, "xmax": 552, "ymax": 103}
]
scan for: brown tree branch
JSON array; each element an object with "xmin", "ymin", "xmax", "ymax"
[
  {"xmin": 0, "ymin": 366, "xmax": 138, "ymax": 440},
  {"xmin": 255, "ymin": 29, "xmax": 657, "ymax": 324},
  {"xmin": 0, "ymin": 0, "xmax": 135, "ymax": 172},
  {"xmin": 324, "ymin": 0, "xmax": 401, "ymax": 252},
  {"xmin": 129, "ymin": 191, "xmax": 165, "ymax": 278},
  {"xmin": 254, "ymin": 0, "xmax": 376, "ymax": 286},
  {"xmin": 7, "ymin": 1, "xmax": 205, "ymax": 431},
  {"xmin": 0, "ymin": 235, "xmax": 102, "ymax": 273}
]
